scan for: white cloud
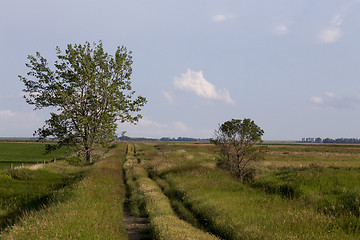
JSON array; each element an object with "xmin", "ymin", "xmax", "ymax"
[
  {"xmin": 325, "ymin": 92, "xmax": 337, "ymax": 98},
  {"xmin": 309, "ymin": 96, "xmax": 324, "ymax": 104},
  {"xmin": 173, "ymin": 69, "xmax": 235, "ymax": 104},
  {"xmin": 212, "ymin": 14, "xmax": 226, "ymax": 22},
  {"xmin": 162, "ymin": 90, "xmax": 174, "ymax": 103},
  {"xmin": 331, "ymin": 14, "xmax": 343, "ymax": 27},
  {"xmin": 211, "ymin": 14, "xmax": 235, "ymax": 22},
  {"xmin": 318, "ymin": 28, "xmax": 343, "ymax": 43},
  {"xmin": 318, "ymin": 13, "xmax": 345, "ymax": 43},
  {"xmin": 0, "ymin": 110, "xmax": 16, "ymax": 118},
  {"xmin": 274, "ymin": 24, "xmax": 289, "ymax": 35}
]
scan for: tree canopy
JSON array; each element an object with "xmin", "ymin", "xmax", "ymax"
[{"xmin": 20, "ymin": 41, "xmax": 147, "ymax": 162}]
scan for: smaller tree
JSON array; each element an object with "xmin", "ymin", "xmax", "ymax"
[{"xmin": 213, "ymin": 118, "xmax": 267, "ymax": 182}]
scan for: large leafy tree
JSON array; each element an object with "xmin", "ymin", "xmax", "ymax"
[
  {"xmin": 20, "ymin": 41, "xmax": 147, "ymax": 163},
  {"xmin": 213, "ymin": 118, "xmax": 267, "ymax": 181}
]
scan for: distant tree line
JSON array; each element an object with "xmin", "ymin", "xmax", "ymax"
[
  {"xmin": 300, "ymin": 138, "xmax": 360, "ymax": 144},
  {"xmin": 160, "ymin": 137, "xmax": 210, "ymax": 142},
  {"xmin": 118, "ymin": 136, "xmax": 210, "ymax": 142}
]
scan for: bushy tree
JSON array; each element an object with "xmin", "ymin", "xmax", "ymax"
[
  {"xmin": 213, "ymin": 118, "xmax": 267, "ymax": 181},
  {"xmin": 20, "ymin": 41, "xmax": 147, "ymax": 163}
]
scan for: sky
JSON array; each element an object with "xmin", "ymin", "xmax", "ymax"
[{"xmin": 1, "ymin": 0, "xmax": 360, "ymax": 140}]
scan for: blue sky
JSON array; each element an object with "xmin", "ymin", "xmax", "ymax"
[{"xmin": 1, "ymin": 0, "xmax": 360, "ymax": 140}]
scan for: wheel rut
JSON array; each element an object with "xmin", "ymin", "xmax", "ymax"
[{"xmin": 123, "ymin": 205, "xmax": 151, "ymax": 240}]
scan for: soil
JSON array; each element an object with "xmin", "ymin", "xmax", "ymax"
[{"xmin": 123, "ymin": 206, "xmax": 151, "ymax": 240}]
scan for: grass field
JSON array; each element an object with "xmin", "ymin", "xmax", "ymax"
[
  {"xmin": 129, "ymin": 142, "xmax": 360, "ymax": 239},
  {"xmin": 1, "ymin": 141, "xmax": 360, "ymax": 239},
  {"xmin": 1, "ymin": 143, "xmax": 128, "ymax": 239},
  {"xmin": 0, "ymin": 142, "xmax": 68, "ymax": 170}
]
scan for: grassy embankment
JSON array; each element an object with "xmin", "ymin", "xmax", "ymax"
[
  {"xmin": 132, "ymin": 142, "xmax": 360, "ymax": 240},
  {"xmin": 1, "ymin": 143, "xmax": 128, "ymax": 239}
]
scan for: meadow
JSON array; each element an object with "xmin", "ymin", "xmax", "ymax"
[
  {"xmin": 0, "ymin": 141, "xmax": 84, "ymax": 233},
  {"xmin": 125, "ymin": 142, "xmax": 360, "ymax": 239},
  {"xmin": 0, "ymin": 142, "xmax": 68, "ymax": 170},
  {"xmin": 1, "ymin": 141, "xmax": 360, "ymax": 239},
  {"xmin": 1, "ymin": 143, "xmax": 128, "ymax": 239}
]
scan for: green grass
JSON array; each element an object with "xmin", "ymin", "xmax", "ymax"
[
  {"xmin": 124, "ymin": 144, "xmax": 220, "ymax": 240},
  {"xmin": 251, "ymin": 166, "xmax": 360, "ymax": 228},
  {"xmin": 1, "ymin": 143, "xmax": 128, "ymax": 239},
  {"xmin": 3, "ymin": 141, "xmax": 360, "ymax": 239},
  {"xmin": 141, "ymin": 142, "xmax": 360, "ymax": 239},
  {"xmin": 0, "ymin": 161, "xmax": 86, "ymax": 232},
  {"xmin": 265, "ymin": 144, "xmax": 360, "ymax": 164},
  {"xmin": 0, "ymin": 142, "xmax": 68, "ymax": 170}
]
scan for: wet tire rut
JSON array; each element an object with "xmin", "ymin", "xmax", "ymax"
[{"xmin": 123, "ymin": 205, "xmax": 151, "ymax": 240}]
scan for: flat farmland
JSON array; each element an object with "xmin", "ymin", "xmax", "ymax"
[
  {"xmin": 2, "ymin": 142, "xmax": 360, "ymax": 239},
  {"xmin": 0, "ymin": 142, "xmax": 67, "ymax": 170},
  {"xmin": 124, "ymin": 142, "xmax": 360, "ymax": 239},
  {"xmin": 262, "ymin": 144, "xmax": 360, "ymax": 168}
]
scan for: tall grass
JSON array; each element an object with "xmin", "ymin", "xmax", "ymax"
[
  {"xmin": 0, "ymin": 161, "xmax": 85, "ymax": 232},
  {"xmin": 1, "ymin": 144, "xmax": 128, "ymax": 239},
  {"xmin": 124, "ymin": 144, "xmax": 220, "ymax": 240},
  {"xmin": 145, "ymin": 142, "xmax": 359, "ymax": 239},
  {"xmin": 251, "ymin": 165, "xmax": 360, "ymax": 233}
]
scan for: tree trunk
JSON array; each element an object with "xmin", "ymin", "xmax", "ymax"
[{"xmin": 85, "ymin": 147, "xmax": 92, "ymax": 163}]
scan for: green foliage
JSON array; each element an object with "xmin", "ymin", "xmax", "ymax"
[
  {"xmin": 213, "ymin": 118, "xmax": 267, "ymax": 181},
  {"xmin": 20, "ymin": 41, "xmax": 147, "ymax": 162},
  {"xmin": 64, "ymin": 156, "xmax": 88, "ymax": 166}
]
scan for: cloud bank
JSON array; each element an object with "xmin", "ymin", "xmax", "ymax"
[
  {"xmin": 173, "ymin": 69, "xmax": 235, "ymax": 104},
  {"xmin": 310, "ymin": 92, "xmax": 360, "ymax": 109}
]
